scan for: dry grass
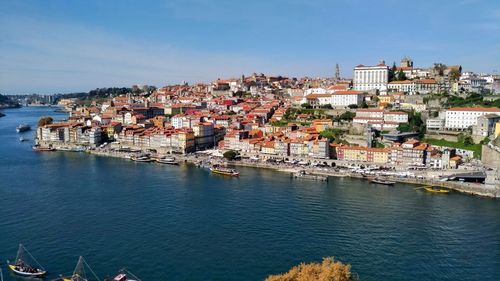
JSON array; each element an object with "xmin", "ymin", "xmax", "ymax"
[{"xmin": 265, "ymin": 257, "xmax": 354, "ymax": 281}]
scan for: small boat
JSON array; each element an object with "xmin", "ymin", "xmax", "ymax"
[
  {"xmin": 51, "ymin": 256, "xmax": 99, "ymax": 281},
  {"xmin": 210, "ymin": 165, "xmax": 239, "ymax": 176},
  {"xmin": 424, "ymin": 186, "xmax": 450, "ymax": 193},
  {"xmin": 16, "ymin": 124, "xmax": 31, "ymax": 133},
  {"xmin": 131, "ymin": 155, "xmax": 151, "ymax": 162},
  {"xmin": 19, "ymin": 137, "xmax": 28, "ymax": 142},
  {"xmin": 32, "ymin": 145, "xmax": 55, "ymax": 151},
  {"xmin": 369, "ymin": 177, "xmax": 395, "ymax": 185},
  {"xmin": 8, "ymin": 244, "xmax": 47, "ymax": 277},
  {"xmin": 156, "ymin": 156, "xmax": 179, "ymax": 165},
  {"xmin": 110, "ymin": 269, "xmax": 141, "ymax": 281}
]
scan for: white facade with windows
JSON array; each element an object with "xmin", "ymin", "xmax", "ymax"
[
  {"xmin": 353, "ymin": 63, "xmax": 389, "ymax": 92},
  {"xmin": 444, "ymin": 108, "xmax": 500, "ymax": 129}
]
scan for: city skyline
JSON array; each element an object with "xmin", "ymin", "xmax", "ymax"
[{"xmin": 1, "ymin": 0, "xmax": 500, "ymax": 94}]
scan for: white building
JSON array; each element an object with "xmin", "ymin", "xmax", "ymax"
[
  {"xmin": 444, "ymin": 107, "xmax": 500, "ymax": 130},
  {"xmin": 331, "ymin": 90, "xmax": 364, "ymax": 108},
  {"xmin": 353, "ymin": 62, "xmax": 389, "ymax": 93}
]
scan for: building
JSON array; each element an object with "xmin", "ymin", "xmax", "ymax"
[
  {"xmin": 445, "ymin": 107, "xmax": 500, "ymax": 130},
  {"xmin": 331, "ymin": 90, "xmax": 364, "ymax": 108},
  {"xmin": 353, "ymin": 62, "xmax": 389, "ymax": 93},
  {"xmin": 426, "ymin": 118, "xmax": 445, "ymax": 131},
  {"xmin": 472, "ymin": 114, "xmax": 500, "ymax": 137}
]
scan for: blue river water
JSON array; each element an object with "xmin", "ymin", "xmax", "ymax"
[{"xmin": 0, "ymin": 107, "xmax": 499, "ymax": 281}]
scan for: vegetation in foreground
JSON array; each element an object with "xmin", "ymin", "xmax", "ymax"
[{"xmin": 266, "ymin": 257, "xmax": 355, "ymax": 281}]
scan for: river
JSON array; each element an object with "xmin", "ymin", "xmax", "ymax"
[{"xmin": 0, "ymin": 107, "xmax": 498, "ymax": 280}]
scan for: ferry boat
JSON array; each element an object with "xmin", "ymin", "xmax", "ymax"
[
  {"xmin": 210, "ymin": 165, "xmax": 239, "ymax": 176},
  {"xmin": 156, "ymin": 156, "xmax": 179, "ymax": 165},
  {"xmin": 8, "ymin": 244, "xmax": 47, "ymax": 277},
  {"xmin": 16, "ymin": 124, "xmax": 31, "ymax": 133},
  {"xmin": 369, "ymin": 177, "xmax": 395, "ymax": 185},
  {"xmin": 424, "ymin": 186, "xmax": 450, "ymax": 193}
]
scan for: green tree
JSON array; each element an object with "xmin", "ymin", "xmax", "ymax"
[
  {"xmin": 301, "ymin": 103, "xmax": 312, "ymax": 109},
  {"xmin": 464, "ymin": 135, "xmax": 474, "ymax": 146},
  {"xmin": 397, "ymin": 69, "xmax": 407, "ymax": 81},
  {"xmin": 223, "ymin": 150, "xmax": 238, "ymax": 160}
]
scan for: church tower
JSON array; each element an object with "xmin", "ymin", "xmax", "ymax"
[{"xmin": 335, "ymin": 63, "xmax": 340, "ymax": 82}]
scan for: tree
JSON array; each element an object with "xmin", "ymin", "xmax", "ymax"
[
  {"xmin": 38, "ymin": 116, "xmax": 53, "ymax": 127},
  {"xmin": 266, "ymin": 257, "xmax": 354, "ymax": 281},
  {"xmin": 347, "ymin": 104, "xmax": 358, "ymax": 109},
  {"xmin": 223, "ymin": 150, "xmax": 238, "ymax": 161},
  {"xmin": 397, "ymin": 69, "xmax": 407, "ymax": 81},
  {"xmin": 301, "ymin": 103, "xmax": 312, "ymax": 109},
  {"xmin": 449, "ymin": 68, "xmax": 461, "ymax": 81},
  {"xmin": 464, "ymin": 135, "xmax": 474, "ymax": 146},
  {"xmin": 433, "ymin": 63, "xmax": 447, "ymax": 76}
]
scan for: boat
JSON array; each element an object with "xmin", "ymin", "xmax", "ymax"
[
  {"xmin": 369, "ymin": 177, "xmax": 395, "ymax": 185},
  {"xmin": 156, "ymin": 156, "xmax": 179, "ymax": 165},
  {"xmin": 111, "ymin": 269, "xmax": 141, "ymax": 281},
  {"xmin": 19, "ymin": 137, "xmax": 28, "ymax": 142},
  {"xmin": 131, "ymin": 155, "xmax": 151, "ymax": 162},
  {"xmin": 32, "ymin": 145, "xmax": 55, "ymax": 151},
  {"xmin": 292, "ymin": 170, "xmax": 328, "ymax": 181},
  {"xmin": 51, "ymin": 256, "xmax": 99, "ymax": 281},
  {"xmin": 16, "ymin": 124, "xmax": 31, "ymax": 133},
  {"xmin": 424, "ymin": 186, "xmax": 450, "ymax": 193},
  {"xmin": 210, "ymin": 165, "xmax": 239, "ymax": 176},
  {"xmin": 7, "ymin": 244, "xmax": 47, "ymax": 277}
]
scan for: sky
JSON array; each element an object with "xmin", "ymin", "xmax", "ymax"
[{"xmin": 1, "ymin": 0, "xmax": 499, "ymax": 94}]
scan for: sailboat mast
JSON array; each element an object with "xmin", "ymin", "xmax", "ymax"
[{"xmin": 15, "ymin": 244, "xmax": 23, "ymax": 262}]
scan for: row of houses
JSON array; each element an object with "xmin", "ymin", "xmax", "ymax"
[{"xmin": 334, "ymin": 140, "xmax": 462, "ymax": 169}]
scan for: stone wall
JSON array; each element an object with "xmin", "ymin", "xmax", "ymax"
[{"xmin": 482, "ymin": 144, "xmax": 500, "ymax": 169}]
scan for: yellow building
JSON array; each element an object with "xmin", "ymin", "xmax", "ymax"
[
  {"xmin": 495, "ymin": 122, "xmax": 500, "ymax": 139},
  {"xmin": 368, "ymin": 148, "xmax": 389, "ymax": 164},
  {"xmin": 378, "ymin": 95, "xmax": 394, "ymax": 104},
  {"xmin": 341, "ymin": 146, "xmax": 367, "ymax": 162},
  {"xmin": 312, "ymin": 119, "xmax": 333, "ymax": 133}
]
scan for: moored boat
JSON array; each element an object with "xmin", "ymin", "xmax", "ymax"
[
  {"xmin": 7, "ymin": 244, "xmax": 47, "ymax": 277},
  {"xmin": 424, "ymin": 186, "xmax": 450, "ymax": 193},
  {"xmin": 16, "ymin": 124, "xmax": 31, "ymax": 133},
  {"xmin": 19, "ymin": 137, "xmax": 28, "ymax": 142},
  {"xmin": 32, "ymin": 145, "xmax": 55, "ymax": 151},
  {"xmin": 369, "ymin": 177, "xmax": 395, "ymax": 185},
  {"xmin": 210, "ymin": 165, "xmax": 239, "ymax": 176},
  {"xmin": 131, "ymin": 155, "xmax": 151, "ymax": 162},
  {"xmin": 156, "ymin": 156, "xmax": 179, "ymax": 165}
]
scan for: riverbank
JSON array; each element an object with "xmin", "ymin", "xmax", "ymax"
[{"xmin": 79, "ymin": 146, "xmax": 500, "ymax": 198}]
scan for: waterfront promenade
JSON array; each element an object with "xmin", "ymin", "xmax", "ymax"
[{"xmin": 79, "ymin": 144, "xmax": 500, "ymax": 198}]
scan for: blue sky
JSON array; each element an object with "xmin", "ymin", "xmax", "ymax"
[{"xmin": 1, "ymin": 0, "xmax": 499, "ymax": 94}]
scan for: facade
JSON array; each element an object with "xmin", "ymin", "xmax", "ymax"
[
  {"xmin": 353, "ymin": 62, "xmax": 389, "ymax": 92},
  {"xmin": 472, "ymin": 114, "xmax": 500, "ymax": 137},
  {"xmin": 445, "ymin": 107, "xmax": 500, "ymax": 130}
]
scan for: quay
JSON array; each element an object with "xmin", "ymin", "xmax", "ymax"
[{"xmin": 34, "ymin": 141, "xmax": 499, "ymax": 199}]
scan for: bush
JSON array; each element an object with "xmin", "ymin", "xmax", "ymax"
[
  {"xmin": 223, "ymin": 150, "xmax": 238, "ymax": 160},
  {"xmin": 266, "ymin": 257, "xmax": 354, "ymax": 281}
]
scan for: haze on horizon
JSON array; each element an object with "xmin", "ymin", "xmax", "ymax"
[{"xmin": 1, "ymin": 0, "xmax": 499, "ymax": 94}]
